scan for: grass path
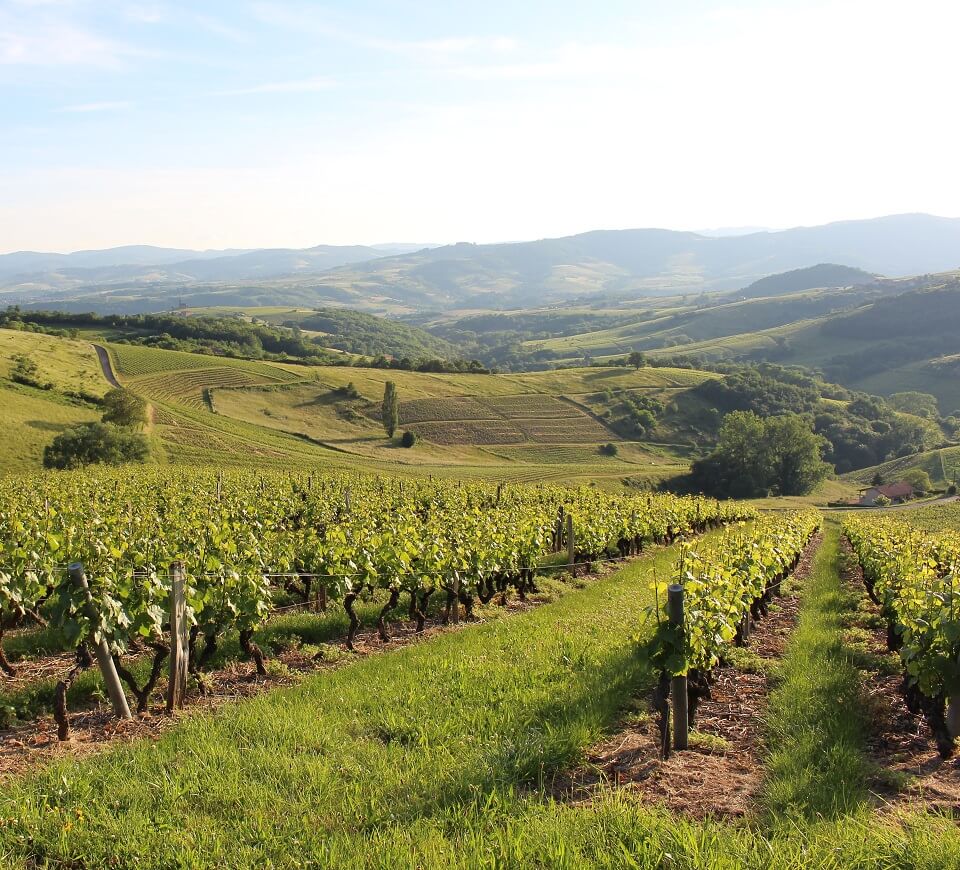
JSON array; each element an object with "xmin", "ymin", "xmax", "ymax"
[{"xmin": 760, "ymin": 521, "xmax": 871, "ymax": 820}]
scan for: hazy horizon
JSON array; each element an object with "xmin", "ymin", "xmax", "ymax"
[{"xmin": 3, "ymin": 1, "xmax": 959, "ymax": 252}]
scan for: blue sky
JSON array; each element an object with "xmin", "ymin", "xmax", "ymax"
[{"xmin": 2, "ymin": 0, "xmax": 959, "ymax": 252}]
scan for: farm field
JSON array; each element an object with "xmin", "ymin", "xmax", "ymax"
[
  {"xmin": 82, "ymin": 338, "xmax": 715, "ymax": 482},
  {"xmin": 2, "ymin": 503, "xmax": 959, "ymax": 866}
]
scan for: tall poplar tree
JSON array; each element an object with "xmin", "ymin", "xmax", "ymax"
[{"xmin": 381, "ymin": 381, "xmax": 398, "ymax": 438}]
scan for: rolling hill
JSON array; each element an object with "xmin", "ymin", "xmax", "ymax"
[{"xmin": 6, "ymin": 214, "xmax": 960, "ymax": 314}]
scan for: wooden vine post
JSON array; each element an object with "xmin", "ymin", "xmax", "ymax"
[
  {"xmin": 949, "ymin": 652, "xmax": 960, "ymax": 739},
  {"xmin": 166, "ymin": 561, "xmax": 189, "ymax": 713},
  {"xmin": 668, "ymin": 583, "xmax": 689, "ymax": 750},
  {"xmin": 67, "ymin": 563, "xmax": 132, "ymax": 721},
  {"xmin": 566, "ymin": 514, "xmax": 575, "ymax": 567},
  {"xmin": 452, "ymin": 575, "xmax": 460, "ymax": 624},
  {"xmin": 314, "ymin": 581, "xmax": 327, "ymax": 613},
  {"xmin": 947, "ymin": 697, "xmax": 960, "ymax": 740}
]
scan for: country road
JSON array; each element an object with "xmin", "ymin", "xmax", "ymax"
[
  {"xmin": 822, "ymin": 493, "xmax": 959, "ymax": 512},
  {"xmin": 92, "ymin": 344, "xmax": 120, "ymax": 388}
]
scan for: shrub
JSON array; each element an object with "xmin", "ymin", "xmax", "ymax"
[
  {"xmin": 401, "ymin": 430, "xmax": 416, "ymax": 448},
  {"xmin": 43, "ymin": 423, "xmax": 149, "ymax": 470},
  {"xmin": 599, "ymin": 443, "xmax": 618, "ymax": 456},
  {"xmin": 100, "ymin": 387, "xmax": 147, "ymax": 427},
  {"xmin": 873, "ymin": 494, "xmax": 892, "ymax": 507},
  {"xmin": 9, "ymin": 353, "xmax": 49, "ymax": 389}
]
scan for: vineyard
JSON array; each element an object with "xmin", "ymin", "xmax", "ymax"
[
  {"xmin": 642, "ymin": 510, "xmax": 821, "ymax": 751},
  {"xmin": 2, "ymin": 473, "xmax": 960, "ymax": 864},
  {"xmin": 844, "ymin": 514, "xmax": 960, "ymax": 754},
  {"xmin": 0, "ymin": 468, "xmax": 750, "ymax": 740}
]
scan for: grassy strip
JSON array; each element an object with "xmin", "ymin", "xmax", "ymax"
[
  {"xmin": 0, "ymin": 538, "xmax": 687, "ymax": 867},
  {"xmin": 0, "ymin": 568, "xmax": 577, "ymax": 726},
  {"xmin": 761, "ymin": 522, "xmax": 870, "ymax": 820}
]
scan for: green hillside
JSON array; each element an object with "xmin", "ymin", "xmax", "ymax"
[
  {"xmin": 0, "ymin": 331, "xmax": 108, "ymax": 473},
  {"xmin": 737, "ymin": 263, "xmax": 876, "ymax": 298},
  {"xmin": 83, "ymin": 338, "xmax": 716, "ymax": 485}
]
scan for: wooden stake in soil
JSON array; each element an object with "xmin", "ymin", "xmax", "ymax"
[
  {"xmin": 166, "ymin": 561, "xmax": 189, "ymax": 713},
  {"xmin": 67, "ymin": 563, "xmax": 132, "ymax": 721},
  {"xmin": 948, "ymin": 696, "xmax": 960, "ymax": 740},
  {"xmin": 452, "ymin": 575, "xmax": 460, "ymax": 625},
  {"xmin": 668, "ymin": 583, "xmax": 689, "ymax": 750},
  {"xmin": 566, "ymin": 514, "xmax": 575, "ymax": 568}
]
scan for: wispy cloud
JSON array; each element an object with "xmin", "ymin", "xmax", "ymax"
[
  {"xmin": 0, "ymin": 10, "xmax": 134, "ymax": 67},
  {"xmin": 192, "ymin": 13, "xmax": 249, "ymax": 44},
  {"xmin": 250, "ymin": 2, "xmax": 516, "ymax": 60},
  {"xmin": 59, "ymin": 100, "xmax": 134, "ymax": 112},
  {"xmin": 122, "ymin": 4, "xmax": 165, "ymax": 25},
  {"xmin": 212, "ymin": 77, "xmax": 336, "ymax": 96}
]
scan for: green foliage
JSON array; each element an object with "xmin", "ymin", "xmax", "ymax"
[
  {"xmin": 888, "ymin": 391, "xmax": 940, "ymax": 419},
  {"xmin": 381, "ymin": 381, "xmax": 399, "ymax": 437},
  {"xmin": 690, "ymin": 411, "xmax": 830, "ymax": 497},
  {"xmin": 100, "ymin": 387, "xmax": 147, "ymax": 427},
  {"xmin": 400, "ymin": 430, "xmax": 416, "ymax": 448},
  {"xmin": 846, "ymin": 515, "xmax": 960, "ymax": 699},
  {"xmin": 9, "ymin": 353, "xmax": 50, "ymax": 389},
  {"xmin": 641, "ymin": 511, "xmax": 819, "ymax": 675},
  {"xmin": 4, "ymin": 309, "xmax": 343, "ymax": 365},
  {"xmin": 332, "ymin": 381, "xmax": 361, "ymax": 400},
  {"xmin": 902, "ymin": 467, "xmax": 933, "ymax": 493},
  {"xmin": 626, "ymin": 351, "xmax": 647, "ymax": 369},
  {"xmin": 293, "ymin": 308, "xmax": 459, "ymax": 360},
  {"xmin": 42, "ymin": 423, "xmax": 149, "ymax": 470},
  {"xmin": 599, "ymin": 442, "xmax": 618, "ymax": 456}
]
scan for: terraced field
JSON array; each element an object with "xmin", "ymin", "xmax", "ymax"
[
  {"xmin": 397, "ymin": 397, "xmax": 494, "ymax": 423},
  {"xmin": 108, "ymin": 343, "xmax": 303, "ymax": 381},
  {"xmin": 129, "ymin": 366, "xmax": 297, "ymax": 409},
  {"xmin": 479, "ymin": 394, "xmax": 577, "ymax": 418},
  {"xmin": 406, "ymin": 419, "xmax": 528, "ymax": 445},
  {"xmin": 397, "ymin": 392, "xmax": 615, "ymax": 446}
]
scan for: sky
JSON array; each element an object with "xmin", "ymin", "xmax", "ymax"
[{"xmin": 2, "ymin": 0, "xmax": 959, "ymax": 253}]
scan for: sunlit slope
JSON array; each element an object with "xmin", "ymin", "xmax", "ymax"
[
  {"xmin": 100, "ymin": 342, "xmax": 712, "ymax": 483},
  {"xmin": 0, "ymin": 331, "xmax": 110, "ymax": 473}
]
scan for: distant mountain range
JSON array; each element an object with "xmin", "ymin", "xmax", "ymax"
[
  {"xmin": 0, "ymin": 243, "xmax": 428, "ymax": 287},
  {"xmin": 3, "ymin": 214, "xmax": 959, "ymax": 314}
]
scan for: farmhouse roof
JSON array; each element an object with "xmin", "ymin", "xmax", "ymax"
[{"xmin": 877, "ymin": 481, "xmax": 915, "ymax": 499}]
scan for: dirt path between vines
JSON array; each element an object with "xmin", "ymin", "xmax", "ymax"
[
  {"xmin": 838, "ymin": 539, "xmax": 960, "ymax": 814},
  {"xmin": 552, "ymin": 532, "xmax": 822, "ymax": 819}
]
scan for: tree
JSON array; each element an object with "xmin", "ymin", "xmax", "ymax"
[
  {"xmin": 871, "ymin": 471, "xmax": 885, "ymax": 486},
  {"xmin": 763, "ymin": 415, "xmax": 831, "ymax": 496},
  {"xmin": 400, "ymin": 430, "xmax": 416, "ymax": 448},
  {"xmin": 626, "ymin": 351, "xmax": 647, "ymax": 369},
  {"xmin": 43, "ymin": 423, "xmax": 149, "ymax": 470},
  {"xmin": 688, "ymin": 411, "xmax": 829, "ymax": 498},
  {"xmin": 100, "ymin": 387, "xmax": 147, "ymax": 427},
  {"xmin": 381, "ymin": 382, "xmax": 398, "ymax": 438},
  {"xmin": 888, "ymin": 391, "xmax": 939, "ymax": 419},
  {"xmin": 902, "ymin": 468, "xmax": 933, "ymax": 494}
]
